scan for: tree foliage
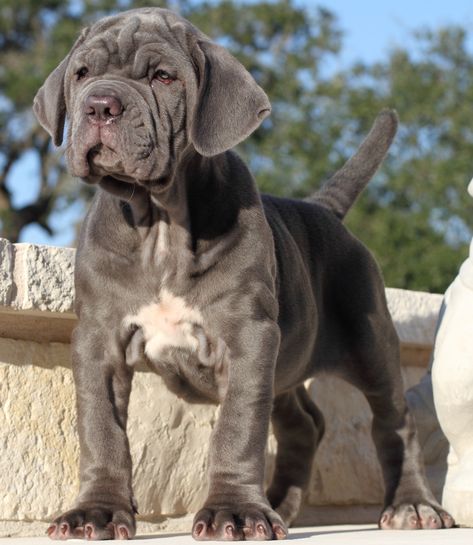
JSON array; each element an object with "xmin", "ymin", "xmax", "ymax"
[
  {"xmin": 341, "ymin": 27, "xmax": 473, "ymax": 291},
  {"xmin": 0, "ymin": 0, "xmax": 472, "ymax": 292}
]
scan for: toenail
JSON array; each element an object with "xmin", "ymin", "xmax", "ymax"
[
  {"xmin": 119, "ymin": 525, "xmax": 129, "ymax": 539},
  {"xmin": 257, "ymin": 523, "xmax": 267, "ymax": 535},
  {"xmin": 225, "ymin": 524, "xmax": 235, "ymax": 537},
  {"xmin": 194, "ymin": 522, "xmax": 205, "ymax": 537}
]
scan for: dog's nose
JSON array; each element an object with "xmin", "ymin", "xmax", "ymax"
[{"xmin": 85, "ymin": 95, "xmax": 123, "ymax": 122}]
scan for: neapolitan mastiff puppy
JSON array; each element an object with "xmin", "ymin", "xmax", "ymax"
[{"xmin": 33, "ymin": 7, "xmax": 454, "ymax": 541}]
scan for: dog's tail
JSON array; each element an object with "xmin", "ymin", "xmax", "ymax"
[{"xmin": 311, "ymin": 109, "xmax": 398, "ymax": 220}]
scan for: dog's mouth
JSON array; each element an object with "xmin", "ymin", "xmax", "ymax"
[
  {"xmin": 69, "ymin": 126, "xmax": 173, "ymax": 195},
  {"xmin": 87, "ymin": 143, "xmax": 123, "ymax": 174},
  {"xmin": 87, "ymin": 146, "xmax": 171, "ymax": 189},
  {"xmin": 83, "ymin": 142, "xmax": 168, "ymax": 188}
]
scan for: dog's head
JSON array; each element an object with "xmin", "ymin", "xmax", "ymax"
[{"xmin": 33, "ymin": 8, "xmax": 270, "ymax": 191}]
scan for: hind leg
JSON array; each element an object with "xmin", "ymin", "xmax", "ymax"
[
  {"xmin": 349, "ymin": 310, "xmax": 454, "ymax": 530},
  {"xmin": 267, "ymin": 385, "xmax": 325, "ymax": 525}
]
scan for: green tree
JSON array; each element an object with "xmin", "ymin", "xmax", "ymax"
[
  {"xmin": 340, "ymin": 27, "xmax": 473, "ymax": 291},
  {"xmin": 186, "ymin": 0, "xmax": 343, "ymax": 197},
  {"xmin": 0, "ymin": 0, "xmax": 185, "ymax": 241},
  {"xmin": 1, "ymin": 0, "xmax": 472, "ymax": 292},
  {"xmin": 187, "ymin": 8, "xmax": 473, "ymax": 292},
  {"xmin": 0, "ymin": 0, "xmax": 341, "ymax": 241}
]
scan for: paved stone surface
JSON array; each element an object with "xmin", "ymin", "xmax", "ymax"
[{"xmin": 2, "ymin": 525, "xmax": 473, "ymax": 544}]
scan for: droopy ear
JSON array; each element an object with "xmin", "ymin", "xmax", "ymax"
[
  {"xmin": 33, "ymin": 29, "xmax": 89, "ymax": 146},
  {"xmin": 188, "ymin": 40, "xmax": 271, "ymax": 156}
]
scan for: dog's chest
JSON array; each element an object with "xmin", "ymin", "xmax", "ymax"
[{"xmin": 123, "ymin": 289, "xmax": 228, "ymax": 403}]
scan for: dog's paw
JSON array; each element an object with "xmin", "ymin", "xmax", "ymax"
[
  {"xmin": 192, "ymin": 503, "xmax": 288, "ymax": 540},
  {"xmin": 379, "ymin": 503, "xmax": 455, "ymax": 530},
  {"xmin": 47, "ymin": 505, "xmax": 136, "ymax": 540}
]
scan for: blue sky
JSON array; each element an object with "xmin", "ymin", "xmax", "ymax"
[
  {"xmin": 314, "ymin": 0, "xmax": 473, "ymax": 66},
  {"xmin": 15, "ymin": 0, "xmax": 473, "ymax": 246}
]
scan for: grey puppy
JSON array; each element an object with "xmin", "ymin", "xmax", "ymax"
[{"xmin": 33, "ymin": 7, "xmax": 453, "ymax": 541}]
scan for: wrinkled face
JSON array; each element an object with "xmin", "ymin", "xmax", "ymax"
[
  {"xmin": 33, "ymin": 8, "xmax": 271, "ymax": 194},
  {"xmin": 65, "ymin": 12, "xmax": 195, "ymax": 188}
]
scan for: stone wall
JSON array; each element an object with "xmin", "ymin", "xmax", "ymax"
[{"xmin": 0, "ymin": 239, "xmax": 446, "ymax": 537}]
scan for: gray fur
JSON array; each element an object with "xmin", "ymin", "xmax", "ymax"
[
  {"xmin": 313, "ymin": 109, "xmax": 398, "ymax": 219},
  {"xmin": 33, "ymin": 7, "xmax": 454, "ymax": 541}
]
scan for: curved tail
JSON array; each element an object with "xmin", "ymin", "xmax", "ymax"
[{"xmin": 312, "ymin": 109, "xmax": 398, "ymax": 220}]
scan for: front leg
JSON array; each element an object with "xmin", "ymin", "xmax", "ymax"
[
  {"xmin": 192, "ymin": 319, "xmax": 287, "ymax": 541},
  {"xmin": 48, "ymin": 324, "xmax": 136, "ymax": 540}
]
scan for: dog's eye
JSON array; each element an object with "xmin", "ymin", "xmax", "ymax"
[
  {"xmin": 76, "ymin": 67, "xmax": 89, "ymax": 81},
  {"xmin": 153, "ymin": 70, "xmax": 174, "ymax": 85}
]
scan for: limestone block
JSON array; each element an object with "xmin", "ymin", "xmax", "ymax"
[
  {"xmin": 128, "ymin": 373, "xmax": 218, "ymax": 516},
  {"xmin": 0, "ymin": 238, "xmax": 75, "ymax": 313},
  {"xmin": 0, "ymin": 239, "xmax": 13, "ymax": 306},
  {"xmin": 0, "ymin": 340, "xmax": 78, "ymax": 520},
  {"xmin": 301, "ymin": 366, "xmax": 426, "ymax": 510},
  {"xmin": 10, "ymin": 243, "xmax": 75, "ymax": 313},
  {"xmin": 0, "ymin": 337, "xmax": 218, "ymax": 525},
  {"xmin": 386, "ymin": 287, "xmax": 443, "ymax": 347},
  {"xmin": 305, "ymin": 376, "xmax": 383, "ymax": 506},
  {"xmin": 0, "ymin": 239, "xmax": 76, "ymax": 344},
  {"xmin": 0, "ymin": 338, "xmax": 428, "ymax": 530}
]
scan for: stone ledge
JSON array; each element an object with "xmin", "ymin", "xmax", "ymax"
[
  {"xmin": 0, "ymin": 239, "xmax": 75, "ymax": 343},
  {"xmin": 0, "ymin": 240, "xmax": 443, "ymax": 354}
]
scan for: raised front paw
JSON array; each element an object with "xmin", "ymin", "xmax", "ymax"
[
  {"xmin": 47, "ymin": 504, "xmax": 136, "ymax": 540},
  {"xmin": 192, "ymin": 502, "xmax": 288, "ymax": 541},
  {"xmin": 379, "ymin": 503, "xmax": 455, "ymax": 530}
]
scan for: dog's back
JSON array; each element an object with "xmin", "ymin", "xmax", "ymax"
[
  {"xmin": 261, "ymin": 109, "xmax": 397, "ymax": 390},
  {"xmin": 262, "ymin": 192, "xmax": 386, "ymax": 391}
]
